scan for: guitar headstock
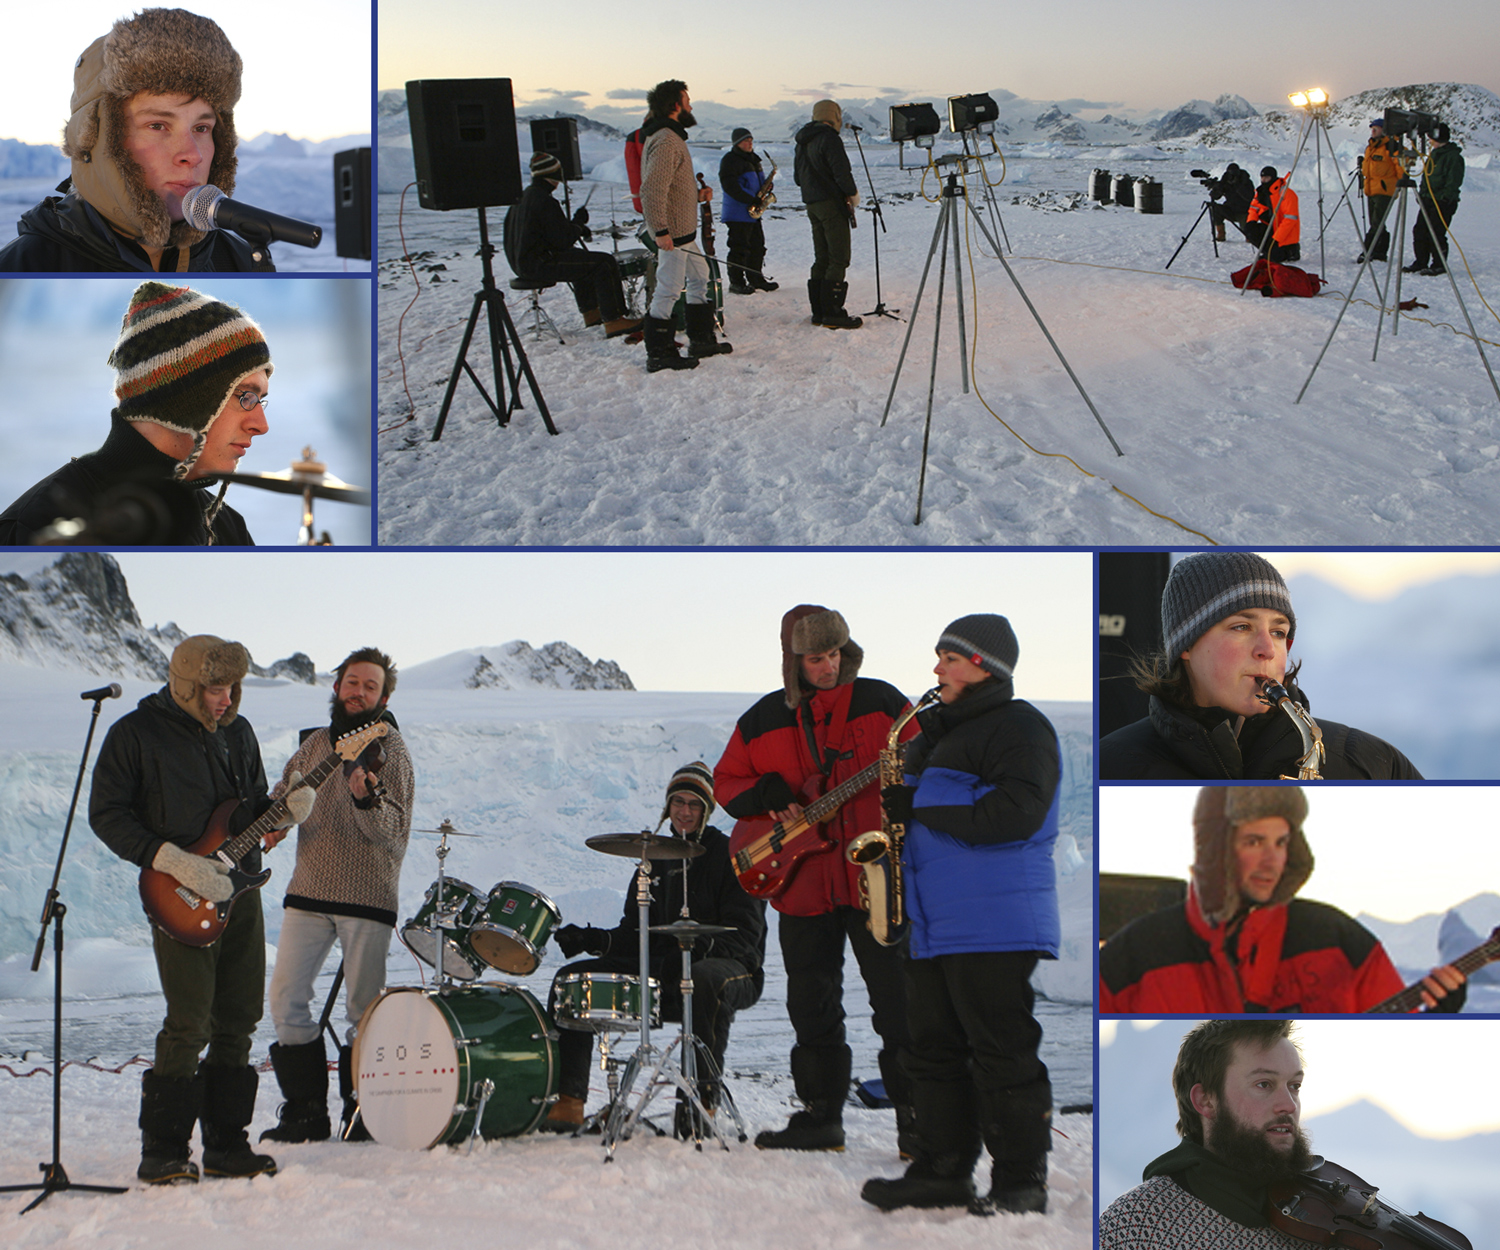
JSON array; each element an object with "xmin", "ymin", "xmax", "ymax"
[{"xmin": 334, "ymin": 721, "xmax": 389, "ymax": 761}]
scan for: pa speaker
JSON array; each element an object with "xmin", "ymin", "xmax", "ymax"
[
  {"xmin": 1099, "ymin": 551, "xmax": 1172, "ymax": 740},
  {"xmin": 529, "ymin": 117, "xmax": 582, "ymax": 181},
  {"xmin": 406, "ymin": 78, "xmax": 522, "ymax": 211},
  {"xmin": 332, "ymin": 147, "xmax": 370, "ymax": 260}
]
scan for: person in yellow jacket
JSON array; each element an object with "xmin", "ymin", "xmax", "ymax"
[
  {"xmin": 1244, "ymin": 166, "xmax": 1300, "ymax": 263},
  {"xmin": 1358, "ymin": 119, "xmax": 1403, "ymax": 263}
]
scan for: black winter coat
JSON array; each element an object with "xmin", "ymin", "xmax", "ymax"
[
  {"xmin": 793, "ymin": 122, "xmax": 856, "ymax": 205},
  {"xmin": 0, "ymin": 188, "xmax": 275, "ymax": 273},
  {"xmin": 90, "ymin": 689, "xmax": 274, "ymax": 873},
  {"xmin": 510, "ymin": 178, "xmax": 587, "ymax": 276},
  {"xmin": 1098, "ymin": 694, "xmax": 1422, "ymax": 780},
  {"xmin": 0, "ymin": 414, "xmax": 254, "ymax": 546},
  {"xmin": 1208, "ymin": 167, "xmax": 1253, "ymax": 216}
]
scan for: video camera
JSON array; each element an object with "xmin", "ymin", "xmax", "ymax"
[
  {"xmin": 1190, "ymin": 168, "xmax": 1215, "ymax": 189},
  {"xmin": 1382, "ymin": 107, "xmax": 1441, "ymax": 139}
]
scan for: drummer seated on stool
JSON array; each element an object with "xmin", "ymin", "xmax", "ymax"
[{"xmin": 545, "ymin": 762, "xmax": 767, "ymax": 1134}]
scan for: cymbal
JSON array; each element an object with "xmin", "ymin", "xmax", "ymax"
[
  {"xmin": 414, "ymin": 824, "xmax": 483, "ymax": 838},
  {"xmin": 222, "ymin": 469, "xmax": 371, "ymax": 505},
  {"xmin": 585, "ymin": 832, "xmax": 705, "ymax": 860},
  {"xmin": 649, "ymin": 920, "xmax": 735, "ymax": 937}
]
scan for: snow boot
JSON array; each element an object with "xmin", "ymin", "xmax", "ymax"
[
  {"xmin": 749, "ymin": 270, "xmax": 779, "ymax": 291},
  {"xmin": 200, "ymin": 1064, "xmax": 277, "ymax": 1178},
  {"xmin": 337, "ymin": 1044, "xmax": 371, "ymax": 1142},
  {"xmin": 754, "ymin": 1044, "xmax": 849, "ymax": 1151},
  {"xmin": 979, "ymin": 1155, "xmax": 1049, "ymax": 1215},
  {"xmin": 644, "ymin": 315, "xmax": 698, "ymax": 372},
  {"xmin": 976, "ymin": 1078, "xmax": 1051, "ymax": 1215},
  {"xmin": 541, "ymin": 1093, "xmax": 586, "ymax": 1133},
  {"xmin": 819, "ymin": 280, "xmax": 863, "ymax": 330},
  {"xmin": 861, "ymin": 1156, "xmax": 978, "ymax": 1211},
  {"xmin": 685, "ymin": 302, "xmax": 733, "ymax": 357},
  {"xmin": 259, "ymin": 1038, "xmax": 331, "ymax": 1143},
  {"xmin": 138, "ymin": 1067, "xmax": 202, "ymax": 1184},
  {"xmin": 806, "ymin": 279, "xmax": 825, "ymax": 326},
  {"xmin": 1214, "ymin": 222, "xmax": 1226, "ymax": 243}
]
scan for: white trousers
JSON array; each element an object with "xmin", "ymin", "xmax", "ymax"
[
  {"xmin": 268, "ymin": 908, "xmax": 394, "ymax": 1047},
  {"xmin": 649, "ymin": 239, "xmax": 709, "ymax": 319}
]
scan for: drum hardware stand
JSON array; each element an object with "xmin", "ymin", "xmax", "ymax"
[
  {"xmin": 461, "ymin": 1079, "xmax": 496, "ymax": 1154},
  {"xmin": 880, "ymin": 155, "xmax": 1121, "ymax": 524},
  {"xmin": 1, "ymin": 691, "xmax": 127, "ymax": 1214},
  {"xmin": 847, "ymin": 123, "xmax": 900, "ymax": 321},
  {"xmin": 430, "ymin": 207, "xmax": 557, "ymax": 442}
]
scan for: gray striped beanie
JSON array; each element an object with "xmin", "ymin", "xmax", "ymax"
[
  {"xmin": 1162, "ymin": 552, "xmax": 1296, "ymax": 659},
  {"xmin": 107, "ymin": 281, "xmax": 273, "ymax": 477},
  {"xmin": 937, "ymin": 614, "xmax": 1018, "ymax": 679}
]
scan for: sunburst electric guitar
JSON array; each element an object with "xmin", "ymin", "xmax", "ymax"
[{"xmin": 139, "ymin": 722, "xmax": 389, "ymax": 946}]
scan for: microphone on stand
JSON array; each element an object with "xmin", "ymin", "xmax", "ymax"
[
  {"xmin": 80, "ymin": 684, "xmax": 123, "ymax": 702},
  {"xmin": 181, "ymin": 184, "xmax": 323, "ymax": 249}
]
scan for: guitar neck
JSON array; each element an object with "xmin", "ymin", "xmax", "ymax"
[
  {"xmin": 1370, "ymin": 930, "xmax": 1500, "ymax": 1013},
  {"xmin": 219, "ymin": 744, "xmax": 342, "ymax": 865},
  {"xmin": 802, "ymin": 760, "xmax": 881, "ymax": 826}
]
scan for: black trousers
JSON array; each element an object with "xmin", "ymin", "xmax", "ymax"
[
  {"xmin": 1363, "ymin": 194, "xmax": 1393, "ymax": 259},
  {"xmin": 1412, "ymin": 198, "xmax": 1458, "ymax": 269},
  {"xmin": 725, "ymin": 220, "xmax": 766, "ymax": 287},
  {"xmin": 905, "ymin": 950, "xmax": 1052, "ymax": 1172},
  {"xmin": 806, "ymin": 199, "xmax": 852, "ymax": 283},
  {"xmin": 531, "ymin": 249, "xmax": 628, "ymax": 321},
  {"xmin": 550, "ymin": 953, "xmax": 759, "ymax": 1100}
]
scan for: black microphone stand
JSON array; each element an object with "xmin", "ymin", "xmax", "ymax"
[
  {"xmin": 0, "ymin": 692, "xmax": 128, "ymax": 1214},
  {"xmin": 848, "ymin": 124, "xmax": 900, "ymax": 321}
]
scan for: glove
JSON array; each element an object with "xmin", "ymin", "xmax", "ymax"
[
  {"xmin": 881, "ymin": 784, "xmax": 915, "ymax": 826},
  {"xmin": 555, "ymin": 924, "xmax": 610, "ymax": 959},
  {"xmin": 281, "ymin": 771, "xmax": 316, "ymax": 827},
  {"xmin": 152, "ymin": 841, "xmax": 233, "ymax": 903},
  {"xmin": 572, "ymin": 206, "xmax": 590, "ymax": 226}
]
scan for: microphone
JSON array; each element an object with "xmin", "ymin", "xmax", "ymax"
[
  {"xmin": 81, "ymin": 684, "xmax": 123, "ymax": 701},
  {"xmin": 181, "ymin": 184, "xmax": 323, "ymax": 249},
  {"xmin": 847, "ymin": 122, "xmax": 864, "ymax": 132}
]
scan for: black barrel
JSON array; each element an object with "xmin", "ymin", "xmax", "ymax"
[
  {"xmin": 1111, "ymin": 173, "xmax": 1135, "ymax": 207},
  {"xmin": 1135, "ymin": 176, "xmax": 1163, "ymax": 214},
  {"xmin": 1089, "ymin": 168, "xmax": 1112, "ymax": 201}
]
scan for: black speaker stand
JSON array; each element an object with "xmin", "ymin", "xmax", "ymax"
[{"xmin": 431, "ymin": 207, "xmax": 557, "ymax": 440}]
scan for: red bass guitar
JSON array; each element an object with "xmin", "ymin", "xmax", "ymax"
[
  {"xmin": 139, "ymin": 721, "xmax": 388, "ymax": 946},
  {"xmin": 1366, "ymin": 926, "xmax": 1500, "ymax": 1013}
]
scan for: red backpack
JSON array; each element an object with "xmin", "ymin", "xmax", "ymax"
[{"xmin": 1231, "ymin": 259, "xmax": 1324, "ymax": 297}]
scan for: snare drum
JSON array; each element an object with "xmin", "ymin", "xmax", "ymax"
[
  {"xmin": 399, "ymin": 878, "xmax": 486, "ymax": 982},
  {"xmin": 615, "ymin": 247, "xmax": 650, "ymax": 278},
  {"xmin": 469, "ymin": 882, "xmax": 561, "ymax": 976},
  {"xmin": 552, "ymin": 971, "xmax": 661, "ymax": 1032},
  {"xmin": 353, "ymin": 984, "xmax": 557, "ymax": 1149}
]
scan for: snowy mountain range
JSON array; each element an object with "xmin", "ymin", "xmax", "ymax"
[{"xmin": 0, "ymin": 129, "xmax": 369, "ymax": 180}]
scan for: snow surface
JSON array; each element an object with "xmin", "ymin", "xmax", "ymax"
[
  {"xmin": 376, "ymin": 126, "xmax": 1500, "ymax": 545},
  {"xmin": 0, "ymin": 666, "xmax": 1093, "ymax": 1247}
]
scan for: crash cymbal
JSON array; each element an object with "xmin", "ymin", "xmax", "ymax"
[
  {"xmin": 585, "ymin": 832, "xmax": 705, "ymax": 860},
  {"xmin": 414, "ymin": 823, "xmax": 483, "ymax": 838},
  {"xmin": 649, "ymin": 920, "xmax": 735, "ymax": 937},
  {"xmin": 221, "ymin": 449, "xmax": 371, "ymax": 506}
]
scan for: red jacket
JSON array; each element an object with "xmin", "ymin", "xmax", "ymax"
[
  {"xmin": 1099, "ymin": 883, "xmax": 1404, "ymax": 1013},
  {"xmin": 713, "ymin": 678, "xmax": 913, "ymax": 916},
  {"xmin": 625, "ymin": 127, "xmax": 646, "ymax": 214}
]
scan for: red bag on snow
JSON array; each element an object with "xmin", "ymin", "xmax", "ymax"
[{"xmin": 1230, "ymin": 258, "xmax": 1324, "ymax": 297}]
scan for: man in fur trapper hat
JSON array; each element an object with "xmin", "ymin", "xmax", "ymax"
[
  {"xmin": 1099, "ymin": 785, "xmax": 1466, "ymax": 1013},
  {"xmin": 715, "ymin": 607, "xmax": 920, "ymax": 1153},
  {"xmin": 0, "ymin": 8, "xmax": 275, "ymax": 272},
  {"xmin": 543, "ymin": 762, "xmax": 767, "ymax": 1140},
  {"xmin": 91, "ymin": 634, "xmax": 315, "ymax": 1183},
  {"xmin": 0, "ymin": 280, "xmax": 272, "ymax": 546}
]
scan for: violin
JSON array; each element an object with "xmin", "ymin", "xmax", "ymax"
[
  {"xmin": 696, "ymin": 172, "xmax": 715, "ymax": 256},
  {"xmin": 1267, "ymin": 1158, "xmax": 1472, "ymax": 1250},
  {"xmin": 347, "ymin": 737, "xmax": 388, "ymax": 807}
]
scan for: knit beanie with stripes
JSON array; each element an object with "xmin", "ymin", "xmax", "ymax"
[
  {"xmin": 937, "ymin": 614, "xmax": 1018, "ymax": 679},
  {"xmin": 1161, "ymin": 552, "xmax": 1296, "ymax": 660},
  {"xmin": 107, "ymin": 281, "xmax": 273, "ymax": 478}
]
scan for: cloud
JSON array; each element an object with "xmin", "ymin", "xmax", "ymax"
[
  {"xmin": 605, "ymin": 88, "xmax": 649, "ymax": 100},
  {"xmin": 529, "ymin": 88, "xmax": 591, "ymax": 102}
]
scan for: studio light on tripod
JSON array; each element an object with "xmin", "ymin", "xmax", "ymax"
[
  {"xmin": 1287, "ymin": 88, "xmax": 1328, "ymax": 110},
  {"xmin": 947, "ymin": 93, "xmax": 999, "ymax": 135},
  {"xmin": 891, "ymin": 103, "xmax": 941, "ymax": 150}
]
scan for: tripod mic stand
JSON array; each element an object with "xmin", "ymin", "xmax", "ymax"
[
  {"xmin": 847, "ymin": 124, "xmax": 899, "ymax": 321},
  {"xmin": 0, "ymin": 691, "xmax": 128, "ymax": 1214},
  {"xmin": 430, "ymin": 207, "xmax": 556, "ymax": 441}
]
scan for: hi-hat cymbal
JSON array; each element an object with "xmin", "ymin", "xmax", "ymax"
[
  {"xmin": 649, "ymin": 920, "xmax": 735, "ymax": 937},
  {"xmin": 414, "ymin": 824, "xmax": 482, "ymax": 838},
  {"xmin": 586, "ymin": 832, "xmax": 705, "ymax": 860},
  {"xmin": 222, "ymin": 469, "xmax": 371, "ymax": 505}
]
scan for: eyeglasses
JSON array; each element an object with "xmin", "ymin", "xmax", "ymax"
[{"xmin": 234, "ymin": 391, "xmax": 269, "ymax": 411}]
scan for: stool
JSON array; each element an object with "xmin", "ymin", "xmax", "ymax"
[{"xmin": 509, "ymin": 278, "xmax": 566, "ymax": 344}]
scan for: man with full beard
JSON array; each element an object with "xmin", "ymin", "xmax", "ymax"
[
  {"xmin": 1099, "ymin": 1019, "xmax": 1315, "ymax": 1248},
  {"xmin": 260, "ymin": 648, "xmax": 414, "ymax": 1143}
]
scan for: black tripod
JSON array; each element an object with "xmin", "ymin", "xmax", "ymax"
[
  {"xmin": 430, "ymin": 207, "xmax": 556, "ymax": 441},
  {"xmin": 0, "ymin": 689, "xmax": 128, "ymax": 1214},
  {"xmin": 847, "ymin": 124, "xmax": 899, "ymax": 321},
  {"xmin": 1165, "ymin": 198, "xmax": 1220, "ymax": 270}
]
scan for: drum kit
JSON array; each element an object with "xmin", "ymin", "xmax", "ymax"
[
  {"xmin": 222, "ymin": 446, "xmax": 371, "ymax": 545},
  {"xmin": 350, "ymin": 820, "xmax": 744, "ymax": 1158}
]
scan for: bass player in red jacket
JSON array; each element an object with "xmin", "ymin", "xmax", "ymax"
[{"xmin": 714, "ymin": 605, "xmax": 919, "ymax": 1151}]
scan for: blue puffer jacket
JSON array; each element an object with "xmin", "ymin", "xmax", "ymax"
[{"xmin": 901, "ymin": 679, "xmax": 1061, "ymax": 960}]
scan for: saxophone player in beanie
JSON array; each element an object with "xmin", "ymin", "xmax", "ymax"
[{"xmin": 861, "ymin": 614, "xmax": 1062, "ymax": 1218}]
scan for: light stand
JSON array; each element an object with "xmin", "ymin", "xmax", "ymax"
[
  {"xmin": 430, "ymin": 207, "xmax": 557, "ymax": 442},
  {"xmin": 880, "ymin": 154, "xmax": 1121, "ymax": 524},
  {"xmin": 0, "ymin": 690, "xmax": 128, "ymax": 1214},
  {"xmin": 847, "ymin": 124, "xmax": 899, "ymax": 321},
  {"xmin": 958, "ymin": 130, "xmax": 1012, "ymax": 255}
]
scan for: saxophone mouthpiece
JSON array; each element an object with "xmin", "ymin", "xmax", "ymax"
[{"xmin": 1257, "ymin": 678, "xmax": 1290, "ymax": 705}]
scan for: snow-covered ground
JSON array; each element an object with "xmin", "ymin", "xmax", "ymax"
[{"xmin": 376, "ymin": 134, "xmax": 1500, "ymax": 545}]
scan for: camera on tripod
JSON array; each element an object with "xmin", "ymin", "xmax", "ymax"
[
  {"xmin": 1381, "ymin": 107, "xmax": 1441, "ymax": 139},
  {"xmin": 1190, "ymin": 168, "xmax": 1215, "ymax": 189}
]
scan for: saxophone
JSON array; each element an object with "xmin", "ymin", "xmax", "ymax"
[
  {"xmin": 748, "ymin": 154, "xmax": 778, "ymax": 219},
  {"xmin": 847, "ymin": 687, "xmax": 943, "ymax": 946},
  {"xmin": 1256, "ymin": 678, "xmax": 1325, "ymax": 780}
]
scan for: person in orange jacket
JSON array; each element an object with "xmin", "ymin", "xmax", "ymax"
[
  {"xmin": 1358, "ymin": 118, "xmax": 1403, "ymax": 263},
  {"xmin": 1244, "ymin": 166, "xmax": 1300, "ymax": 263}
]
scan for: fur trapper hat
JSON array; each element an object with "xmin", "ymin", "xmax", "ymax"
[
  {"xmin": 63, "ymin": 9, "xmax": 242, "ymax": 250},
  {"xmin": 781, "ymin": 604, "xmax": 863, "ymax": 709},
  {"xmin": 657, "ymin": 761, "xmax": 715, "ymax": 835},
  {"xmin": 169, "ymin": 633, "xmax": 249, "ymax": 731},
  {"xmin": 1191, "ymin": 785, "xmax": 1313, "ymax": 925},
  {"xmin": 811, "ymin": 99, "xmax": 843, "ymax": 130}
]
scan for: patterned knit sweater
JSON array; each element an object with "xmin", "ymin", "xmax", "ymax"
[
  {"xmin": 1100, "ymin": 1177, "xmax": 1300, "ymax": 1250},
  {"xmin": 272, "ymin": 725, "xmax": 414, "ymax": 926},
  {"xmin": 640, "ymin": 119, "xmax": 700, "ymax": 244}
]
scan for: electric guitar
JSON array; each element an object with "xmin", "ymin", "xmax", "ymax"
[
  {"xmin": 139, "ymin": 722, "xmax": 389, "ymax": 946},
  {"xmin": 1366, "ymin": 926, "xmax": 1500, "ymax": 1013},
  {"xmin": 728, "ymin": 760, "xmax": 884, "ymax": 899}
]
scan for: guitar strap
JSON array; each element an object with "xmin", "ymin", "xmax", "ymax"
[{"xmin": 800, "ymin": 689, "xmax": 854, "ymax": 778}]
